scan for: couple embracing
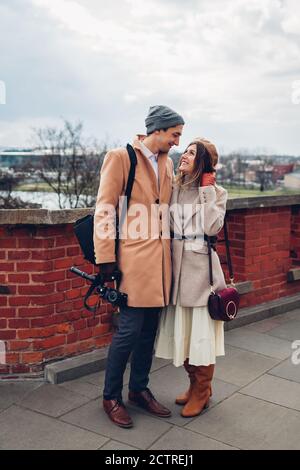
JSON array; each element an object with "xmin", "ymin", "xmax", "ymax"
[{"xmin": 94, "ymin": 105, "xmax": 228, "ymax": 428}]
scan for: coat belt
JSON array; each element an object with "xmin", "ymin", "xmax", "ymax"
[{"xmin": 170, "ymin": 231, "xmax": 217, "ymax": 246}]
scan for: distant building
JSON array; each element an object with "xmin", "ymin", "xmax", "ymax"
[
  {"xmin": 284, "ymin": 172, "xmax": 300, "ymax": 189},
  {"xmin": 272, "ymin": 163, "xmax": 294, "ymax": 182},
  {"xmin": 244, "ymin": 170, "xmax": 257, "ymax": 182},
  {"xmin": 0, "ymin": 149, "xmax": 42, "ymax": 169}
]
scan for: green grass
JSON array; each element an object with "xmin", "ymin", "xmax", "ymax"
[
  {"xmin": 224, "ymin": 185, "xmax": 300, "ymax": 198},
  {"xmin": 15, "ymin": 182, "xmax": 300, "ymax": 199},
  {"xmin": 16, "ymin": 182, "xmax": 54, "ymax": 192}
]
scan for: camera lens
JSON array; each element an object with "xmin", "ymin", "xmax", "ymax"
[{"xmin": 107, "ymin": 290, "xmax": 118, "ymax": 303}]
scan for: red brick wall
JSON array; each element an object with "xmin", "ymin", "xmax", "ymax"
[
  {"xmin": 1, "ymin": 204, "xmax": 300, "ymax": 378},
  {"xmin": 291, "ymin": 206, "xmax": 300, "ymax": 266},
  {"xmin": 0, "ymin": 224, "xmax": 114, "ymax": 377},
  {"xmin": 218, "ymin": 206, "xmax": 300, "ymax": 308}
]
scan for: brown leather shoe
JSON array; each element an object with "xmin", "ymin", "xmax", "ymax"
[
  {"xmin": 128, "ymin": 388, "xmax": 171, "ymax": 417},
  {"xmin": 103, "ymin": 399, "xmax": 133, "ymax": 428}
]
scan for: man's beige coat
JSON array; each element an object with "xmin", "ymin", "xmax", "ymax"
[{"xmin": 93, "ymin": 139, "xmax": 173, "ymax": 307}]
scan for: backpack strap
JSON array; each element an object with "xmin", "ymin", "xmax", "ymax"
[
  {"xmin": 85, "ymin": 145, "xmax": 137, "ymax": 314},
  {"xmin": 115, "ymin": 144, "xmax": 137, "ymax": 257}
]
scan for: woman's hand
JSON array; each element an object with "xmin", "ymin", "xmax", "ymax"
[{"xmin": 201, "ymin": 172, "xmax": 216, "ymax": 187}]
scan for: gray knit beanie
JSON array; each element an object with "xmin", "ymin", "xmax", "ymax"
[{"xmin": 145, "ymin": 105, "xmax": 185, "ymax": 134}]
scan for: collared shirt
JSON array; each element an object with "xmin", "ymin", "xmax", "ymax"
[{"xmin": 139, "ymin": 141, "xmax": 159, "ymax": 185}]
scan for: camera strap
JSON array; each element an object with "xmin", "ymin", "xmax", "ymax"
[{"xmin": 83, "ymin": 272, "xmax": 104, "ymax": 316}]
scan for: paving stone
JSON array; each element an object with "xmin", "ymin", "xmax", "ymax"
[
  {"xmin": 149, "ymin": 425, "xmax": 237, "ymax": 450},
  {"xmin": 275, "ymin": 309, "xmax": 300, "ymax": 322},
  {"xmin": 0, "ymin": 405, "xmax": 108, "ymax": 450},
  {"xmin": 240, "ymin": 374, "xmax": 300, "ymax": 411},
  {"xmin": 99, "ymin": 440, "xmax": 139, "ymax": 451},
  {"xmin": 124, "ymin": 364, "xmax": 238, "ymax": 426},
  {"xmin": 265, "ymin": 320, "xmax": 300, "ymax": 342},
  {"xmin": 224, "ymin": 328, "xmax": 292, "ymax": 359},
  {"xmin": 60, "ymin": 398, "xmax": 171, "ymax": 449},
  {"xmin": 245, "ymin": 318, "xmax": 283, "ymax": 333},
  {"xmin": 0, "ymin": 381, "xmax": 43, "ymax": 411},
  {"xmin": 149, "ymin": 357, "xmax": 172, "ymax": 371},
  {"xmin": 66, "ymin": 357, "xmax": 170, "ymax": 390},
  {"xmin": 268, "ymin": 358, "xmax": 300, "ymax": 384},
  {"xmin": 58, "ymin": 377, "xmax": 101, "ymax": 399},
  {"xmin": 80, "ymin": 366, "xmax": 130, "ymax": 392},
  {"xmin": 186, "ymin": 393, "xmax": 300, "ymax": 450},
  {"xmin": 3, "ymin": 311, "xmax": 300, "ymax": 450},
  {"xmin": 214, "ymin": 345, "xmax": 279, "ymax": 387},
  {"xmin": 77, "ymin": 369, "xmax": 106, "ymax": 387},
  {"xmin": 19, "ymin": 383, "xmax": 91, "ymax": 418}
]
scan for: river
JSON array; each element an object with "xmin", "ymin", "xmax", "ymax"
[{"xmin": 4, "ymin": 191, "xmax": 92, "ymax": 210}]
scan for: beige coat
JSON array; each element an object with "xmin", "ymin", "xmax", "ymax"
[
  {"xmin": 93, "ymin": 139, "xmax": 173, "ymax": 308},
  {"xmin": 170, "ymin": 183, "xmax": 228, "ymax": 307}
]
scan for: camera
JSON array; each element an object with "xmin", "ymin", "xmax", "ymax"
[
  {"xmin": 69, "ymin": 266, "xmax": 128, "ymax": 312},
  {"xmin": 97, "ymin": 285, "xmax": 128, "ymax": 307}
]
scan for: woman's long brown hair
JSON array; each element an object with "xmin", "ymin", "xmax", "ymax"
[{"xmin": 175, "ymin": 141, "xmax": 215, "ymax": 188}]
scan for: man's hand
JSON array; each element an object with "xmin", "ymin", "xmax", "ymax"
[
  {"xmin": 98, "ymin": 262, "xmax": 118, "ymax": 281},
  {"xmin": 201, "ymin": 172, "xmax": 216, "ymax": 187}
]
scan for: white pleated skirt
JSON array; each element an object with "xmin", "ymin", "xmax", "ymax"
[{"xmin": 155, "ymin": 296, "xmax": 225, "ymax": 367}]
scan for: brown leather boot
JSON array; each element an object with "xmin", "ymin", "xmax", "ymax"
[
  {"xmin": 175, "ymin": 360, "xmax": 213, "ymax": 406},
  {"xmin": 181, "ymin": 364, "xmax": 215, "ymax": 418},
  {"xmin": 175, "ymin": 359, "xmax": 196, "ymax": 405}
]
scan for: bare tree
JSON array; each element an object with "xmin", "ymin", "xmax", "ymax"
[
  {"xmin": 32, "ymin": 120, "xmax": 107, "ymax": 209},
  {"xmin": 0, "ymin": 170, "xmax": 41, "ymax": 208}
]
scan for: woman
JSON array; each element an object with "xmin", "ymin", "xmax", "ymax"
[{"xmin": 155, "ymin": 137, "xmax": 228, "ymax": 418}]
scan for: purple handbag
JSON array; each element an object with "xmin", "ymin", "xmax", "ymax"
[{"xmin": 207, "ymin": 217, "xmax": 239, "ymax": 321}]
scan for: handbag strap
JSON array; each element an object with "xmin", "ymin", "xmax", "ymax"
[
  {"xmin": 223, "ymin": 215, "xmax": 234, "ymax": 281},
  {"xmin": 207, "ymin": 214, "xmax": 234, "ymax": 288}
]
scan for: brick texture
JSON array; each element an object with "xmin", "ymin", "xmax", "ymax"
[
  {"xmin": 0, "ymin": 224, "xmax": 114, "ymax": 378},
  {"xmin": 1, "ymin": 207, "xmax": 300, "ymax": 378}
]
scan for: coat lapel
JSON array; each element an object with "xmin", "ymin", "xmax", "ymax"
[
  {"xmin": 133, "ymin": 140, "xmax": 159, "ymax": 196},
  {"xmin": 170, "ymin": 185, "xmax": 203, "ymax": 235},
  {"xmin": 157, "ymin": 152, "xmax": 168, "ymax": 198}
]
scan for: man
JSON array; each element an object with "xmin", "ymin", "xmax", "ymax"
[{"xmin": 94, "ymin": 105, "xmax": 184, "ymax": 428}]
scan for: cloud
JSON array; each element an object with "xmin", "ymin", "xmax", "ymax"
[{"xmin": 0, "ymin": 0, "xmax": 299, "ymax": 154}]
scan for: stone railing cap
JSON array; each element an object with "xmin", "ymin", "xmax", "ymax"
[{"xmin": 0, "ymin": 194, "xmax": 299, "ymax": 225}]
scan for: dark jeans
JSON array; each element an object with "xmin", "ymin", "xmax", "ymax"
[{"xmin": 103, "ymin": 305, "xmax": 161, "ymax": 400}]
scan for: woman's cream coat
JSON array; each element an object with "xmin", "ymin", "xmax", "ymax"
[{"xmin": 170, "ymin": 184, "xmax": 228, "ymax": 307}]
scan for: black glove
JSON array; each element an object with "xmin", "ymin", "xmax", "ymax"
[{"xmin": 99, "ymin": 262, "xmax": 118, "ymax": 281}]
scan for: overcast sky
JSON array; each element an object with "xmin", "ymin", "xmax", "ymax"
[{"xmin": 0, "ymin": 0, "xmax": 299, "ymax": 154}]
